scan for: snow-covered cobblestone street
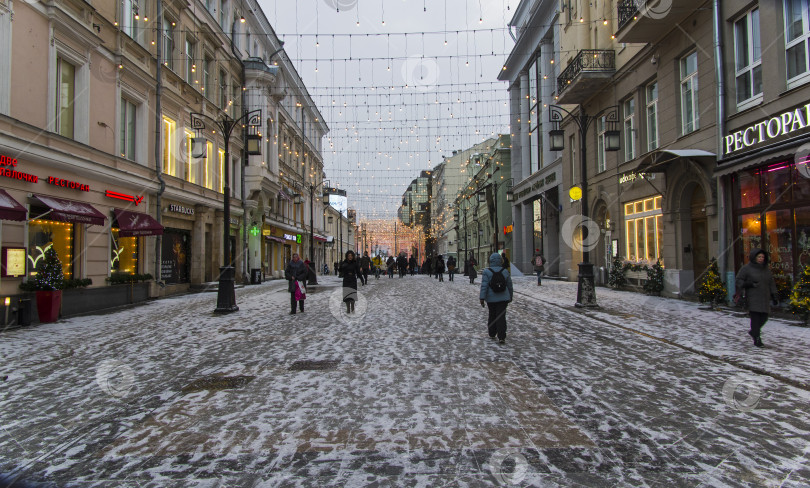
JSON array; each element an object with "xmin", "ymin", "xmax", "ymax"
[{"xmin": 1, "ymin": 275, "xmax": 809, "ymax": 487}]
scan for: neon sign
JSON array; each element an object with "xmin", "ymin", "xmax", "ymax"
[
  {"xmin": 106, "ymin": 190, "xmax": 144, "ymax": 206},
  {"xmin": 725, "ymin": 102, "xmax": 810, "ymax": 155},
  {"xmin": 49, "ymin": 176, "xmax": 89, "ymax": 192}
]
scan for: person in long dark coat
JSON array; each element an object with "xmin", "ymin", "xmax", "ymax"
[
  {"xmin": 436, "ymin": 255, "xmax": 446, "ymax": 282},
  {"xmin": 409, "ymin": 256, "xmax": 417, "ymax": 276},
  {"xmin": 339, "ymin": 250, "xmax": 362, "ymax": 313},
  {"xmin": 397, "ymin": 254, "xmax": 408, "ymax": 278},
  {"xmin": 736, "ymin": 248, "xmax": 779, "ymax": 347},
  {"xmin": 467, "ymin": 253, "xmax": 478, "ymax": 284},
  {"xmin": 284, "ymin": 253, "xmax": 308, "ymax": 314},
  {"xmin": 386, "ymin": 255, "xmax": 396, "ymax": 279},
  {"xmin": 447, "ymin": 255, "xmax": 457, "ymax": 281}
]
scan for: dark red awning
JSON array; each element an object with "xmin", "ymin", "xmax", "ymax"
[
  {"xmin": 113, "ymin": 208, "xmax": 164, "ymax": 237},
  {"xmin": 34, "ymin": 194, "xmax": 106, "ymax": 226},
  {"xmin": 313, "ymin": 235, "xmax": 328, "ymax": 242},
  {"xmin": 0, "ymin": 189, "xmax": 27, "ymax": 221}
]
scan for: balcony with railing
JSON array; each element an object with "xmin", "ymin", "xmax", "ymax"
[
  {"xmin": 616, "ymin": 0, "xmax": 705, "ymax": 43},
  {"xmin": 556, "ymin": 50, "xmax": 615, "ymax": 104}
]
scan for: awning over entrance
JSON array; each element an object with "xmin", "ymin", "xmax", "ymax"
[
  {"xmin": 113, "ymin": 208, "xmax": 164, "ymax": 237},
  {"xmin": 313, "ymin": 235, "xmax": 328, "ymax": 243},
  {"xmin": 0, "ymin": 189, "xmax": 27, "ymax": 221},
  {"xmin": 34, "ymin": 194, "xmax": 106, "ymax": 226},
  {"xmin": 266, "ymin": 235, "xmax": 286, "ymax": 243},
  {"xmin": 632, "ymin": 149, "xmax": 716, "ymax": 174}
]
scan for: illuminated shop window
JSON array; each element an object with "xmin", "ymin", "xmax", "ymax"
[
  {"xmin": 27, "ymin": 219, "xmax": 74, "ymax": 279},
  {"xmin": 110, "ymin": 228, "xmax": 139, "ymax": 274},
  {"xmin": 624, "ymin": 196, "xmax": 663, "ymax": 264}
]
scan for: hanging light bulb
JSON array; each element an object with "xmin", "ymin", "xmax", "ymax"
[
  {"xmin": 241, "ymin": 16, "xmax": 246, "ymax": 23},
  {"xmin": 603, "ymin": 18, "xmax": 608, "ymax": 25}
]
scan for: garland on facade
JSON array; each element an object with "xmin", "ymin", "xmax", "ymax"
[
  {"xmin": 643, "ymin": 259, "xmax": 665, "ymax": 295},
  {"xmin": 698, "ymin": 258, "xmax": 727, "ymax": 308},
  {"xmin": 789, "ymin": 265, "xmax": 810, "ymax": 326}
]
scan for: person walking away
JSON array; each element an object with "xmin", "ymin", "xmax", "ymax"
[
  {"xmin": 500, "ymin": 251, "xmax": 511, "ymax": 272},
  {"xmin": 387, "ymin": 255, "xmax": 395, "ymax": 278},
  {"xmin": 479, "ymin": 253, "xmax": 514, "ymax": 343},
  {"xmin": 468, "ymin": 253, "xmax": 478, "ymax": 284},
  {"xmin": 409, "ymin": 256, "xmax": 417, "ymax": 276},
  {"xmin": 735, "ymin": 248, "xmax": 778, "ymax": 347},
  {"xmin": 285, "ymin": 253, "xmax": 308, "ymax": 314},
  {"xmin": 436, "ymin": 255, "xmax": 446, "ymax": 282},
  {"xmin": 397, "ymin": 254, "xmax": 408, "ymax": 278},
  {"xmin": 372, "ymin": 255, "xmax": 382, "ymax": 279},
  {"xmin": 334, "ymin": 261, "xmax": 339, "ymax": 276},
  {"xmin": 447, "ymin": 255, "xmax": 457, "ymax": 281},
  {"xmin": 359, "ymin": 252, "xmax": 371, "ymax": 285},
  {"xmin": 533, "ymin": 250, "xmax": 545, "ymax": 286},
  {"xmin": 340, "ymin": 250, "xmax": 362, "ymax": 313}
]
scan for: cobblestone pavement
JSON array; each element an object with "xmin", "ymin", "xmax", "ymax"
[{"xmin": 1, "ymin": 274, "xmax": 809, "ymax": 487}]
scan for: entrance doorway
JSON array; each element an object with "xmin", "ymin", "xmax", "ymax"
[{"xmin": 690, "ymin": 187, "xmax": 710, "ymax": 284}]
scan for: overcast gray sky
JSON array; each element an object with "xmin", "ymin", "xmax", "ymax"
[{"xmin": 258, "ymin": 0, "xmax": 515, "ymax": 219}]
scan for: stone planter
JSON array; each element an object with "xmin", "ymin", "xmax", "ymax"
[
  {"xmin": 35, "ymin": 290, "xmax": 62, "ymax": 323},
  {"xmin": 60, "ymin": 283, "xmax": 150, "ymax": 317}
]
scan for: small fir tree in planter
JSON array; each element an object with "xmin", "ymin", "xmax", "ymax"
[
  {"xmin": 643, "ymin": 259, "xmax": 665, "ymax": 295},
  {"xmin": 608, "ymin": 255, "xmax": 628, "ymax": 289},
  {"xmin": 789, "ymin": 265, "xmax": 810, "ymax": 326},
  {"xmin": 19, "ymin": 246, "xmax": 64, "ymax": 323},
  {"xmin": 698, "ymin": 258, "xmax": 727, "ymax": 309}
]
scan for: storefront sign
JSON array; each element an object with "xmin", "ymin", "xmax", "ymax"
[
  {"xmin": 514, "ymin": 172, "xmax": 558, "ymax": 201},
  {"xmin": 0, "ymin": 155, "xmax": 18, "ymax": 167},
  {"xmin": 569, "ymin": 186, "xmax": 582, "ymax": 201},
  {"xmin": 106, "ymin": 190, "xmax": 144, "ymax": 206},
  {"xmin": 168, "ymin": 204, "xmax": 195, "ymax": 215},
  {"xmin": 725, "ymin": 102, "xmax": 810, "ymax": 155},
  {"xmin": 47, "ymin": 176, "xmax": 89, "ymax": 192},
  {"xmin": 503, "ymin": 224, "xmax": 513, "ymax": 235},
  {"xmin": 1, "ymin": 247, "xmax": 26, "ymax": 277},
  {"xmin": 1, "ymin": 167, "xmax": 37, "ymax": 183},
  {"xmin": 619, "ymin": 172, "xmax": 656, "ymax": 184},
  {"xmin": 282, "ymin": 233, "xmax": 302, "ymax": 243}
]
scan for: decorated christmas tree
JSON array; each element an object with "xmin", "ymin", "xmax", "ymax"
[
  {"xmin": 644, "ymin": 259, "xmax": 665, "ymax": 295},
  {"xmin": 698, "ymin": 258, "xmax": 726, "ymax": 308},
  {"xmin": 789, "ymin": 265, "xmax": 810, "ymax": 326},
  {"xmin": 608, "ymin": 255, "xmax": 627, "ymax": 289},
  {"xmin": 29, "ymin": 247, "xmax": 64, "ymax": 291}
]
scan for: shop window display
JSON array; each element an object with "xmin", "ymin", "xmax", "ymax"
[
  {"xmin": 764, "ymin": 163, "xmax": 792, "ymax": 204},
  {"xmin": 27, "ymin": 219, "xmax": 74, "ymax": 279},
  {"xmin": 624, "ymin": 196, "xmax": 664, "ymax": 264},
  {"xmin": 110, "ymin": 228, "xmax": 139, "ymax": 274}
]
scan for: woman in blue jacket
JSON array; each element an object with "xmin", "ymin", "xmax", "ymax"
[{"xmin": 479, "ymin": 253, "xmax": 514, "ymax": 343}]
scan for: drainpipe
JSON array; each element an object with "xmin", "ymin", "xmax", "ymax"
[
  {"xmin": 154, "ymin": 0, "xmax": 166, "ymax": 282},
  {"xmin": 713, "ymin": 0, "xmax": 728, "ymax": 277},
  {"xmin": 231, "ymin": 17, "xmax": 250, "ymax": 284}
]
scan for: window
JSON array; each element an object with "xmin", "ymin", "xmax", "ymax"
[
  {"xmin": 111, "ymin": 229, "xmax": 138, "ymax": 274},
  {"xmin": 120, "ymin": 98, "xmax": 137, "ymax": 160},
  {"xmin": 162, "ymin": 16, "xmax": 174, "ymax": 70},
  {"xmin": 646, "ymin": 82, "xmax": 659, "ymax": 151},
  {"xmin": 28, "ymin": 219, "xmax": 74, "ymax": 280},
  {"xmin": 785, "ymin": 0, "xmax": 810, "ymax": 85},
  {"xmin": 205, "ymin": 141, "xmax": 214, "ymax": 189},
  {"xmin": 184, "ymin": 130, "xmax": 196, "ymax": 183},
  {"xmin": 219, "ymin": 69, "xmax": 228, "ymax": 109},
  {"xmin": 185, "ymin": 38, "xmax": 196, "ymax": 85},
  {"xmin": 121, "ymin": 0, "xmax": 141, "ymax": 41},
  {"xmin": 680, "ymin": 52, "xmax": 699, "ymax": 134},
  {"xmin": 55, "ymin": 56, "xmax": 75, "ymax": 138},
  {"xmin": 735, "ymin": 8, "xmax": 762, "ymax": 106},
  {"xmin": 219, "ymin": 0, "xmax": 228, "ymax": 28},
  {"xmin": 218, "ymin": 148, "xmax": 226, "ymax": 193},
  {"xmin": 597, "ymin": 116, "xmax": 607, "ymax": 173},
  {"xmin": 203, "ymin": 56, "xmax": 212, "ymax": 98},
  {"xmin": 624, "ymin": 98, "xmax": 636, "ymax": 162},
  {"xmin": 162, "ymin": 116, "xmax": 176, "ymax": 176},
  {"xmin": 624, "ymin": 196, "xmax": 664, "ymax": 264}
]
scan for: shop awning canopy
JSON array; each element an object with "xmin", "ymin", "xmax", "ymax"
[
  {"xmin": 0, "ymin": 189, "xmax": 27, "ymax": 221},
  {"xmin": 313, "ymin": 235, "xmax": 328, "ymax": 242},
  {"xmin": 33, "ymin": 194, "xmax": 106, "ymax": 226},
  {"xmin": 266, "ymin": 235, "xmax": 286, "ymax": 243},
  {"xmin": 113, "ymin": 208, "xmax": 164, "ymax": 237},
  {"xmin": 632, "ymin": 149, "xmax": 716, "ymax": 174}
]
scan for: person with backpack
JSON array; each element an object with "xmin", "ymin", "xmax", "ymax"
[
  {"xmin": 447, "ymin": 255, "xmax": 457, "ymax": 281},
  {"xmin": 479, "ymin": 253, "xmax": 514, "ymax": 344},
  {"xmin": 533, "ymin": 250, "xmax": 545, "ymax": 286}
]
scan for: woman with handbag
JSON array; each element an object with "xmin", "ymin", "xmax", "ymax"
[
  {"xmin": 284, "ymin": 253, "xmax": 308, "ymax": 315},
  {"xmin": 735, "ymin": 248, "xmax": 778, "ymax": 347},
  {"xmin": 339, "ymin": 250, "xmax": 362, "ymax": 313}
]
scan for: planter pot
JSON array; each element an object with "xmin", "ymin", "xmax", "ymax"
[{"xmin": 36, "ymin": 290, "xmax": 62, "ymax": 323}]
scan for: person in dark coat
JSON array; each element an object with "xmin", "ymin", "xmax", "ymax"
[
  {"xmin": 500, "ymin": 251, "xmax": 511, "ymax": 271},
  {"xmin": 479, "ymin": 252, "xmax": 514, "ymax": 343},
  {"xmin": 339, "ymin": 250, "xmax": 362, "ymax": 313},
  {"xmin": 533, "ymin": 250, "xmax": 545, "ymax": 286},
  {"xmin": 467, "ymin": 253, "xmax": 478, "ymax": 284},
  {"xmin": 334, "ymin": 261, "xmax": 339, "ymax": 276},
  {"xmin": 359, "ymin": 252, "xmax": 371, "ymax": 286},
  {"xmin": 409, "ymin": 256, "xmax": 417, "ymax": 275},
  {"xmin": 386, "ymin": 256, "xmax": 395, "ymax": 278},
  {"xmin": 736, "ymin": 248, "xmax": 779, "ymax": 347},
  {"xmin": 436, "ymin": 255, "xmax": 446, "ymax": 282},
  {"xmin": 447, "ymin": 255, "xmax": 457, "ymax": 281},
  {"xmin": 397, "ymin": 254, "xmax": 408, "ymax": 278},
  {"xmin": 284, "ymin": 253, "xmax": 308, "ymax": 314}
]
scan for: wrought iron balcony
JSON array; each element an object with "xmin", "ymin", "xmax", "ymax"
[
  {"xmin": 556, "ymin": 50, "xmax": 615, "ymax": 104},
  {"xmin": 615, "ymin": 0, "xmax": 705, "ymax": 43}
]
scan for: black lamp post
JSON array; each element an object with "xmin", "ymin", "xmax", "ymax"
[
  {"xmin": 191, "ymin": 109, "xmax": 262, "ymax": 314},
  {"xmin": 548, "ymin": 104, "xmax": 619, "ymax": 308}
]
